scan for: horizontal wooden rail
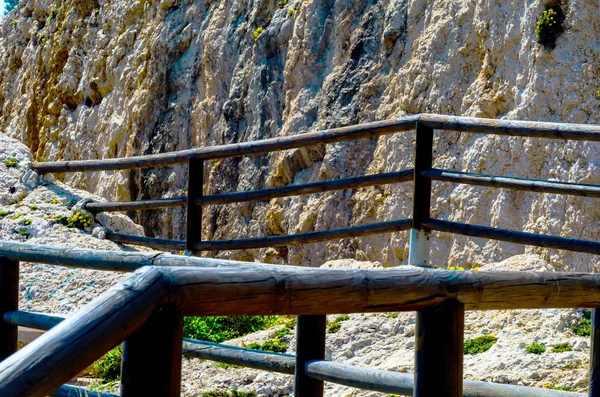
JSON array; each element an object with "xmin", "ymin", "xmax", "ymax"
[
  {"xmin": 424, "ymin": 219, "xmax": 600, "ymax": 256},
  {"xmin": 106, "ymin": 233, "xmax": 186, "ymax": 251},
  {"xmin": 7, "ymin": 310, "xmax": 585, "ymax": 397},
  {"xmin": 423, "ymin": 169, "xmax": 600, "ymax": 198},
  {"xmin": 0, "ymin": 267, "xmax": 170, "ymax": 397},
  {"xmin": 162, "ymin": 266, "xmax": 600, "ymax": 314},
  {"xmin": 85, "ymin": 196, "xmax": 187, "ymax": 212},
  {"xmin": 33, "ymin": 117, "xmax": 419, "ymax": 173},
  {"xmin": 106, "ymin": 219, "xmax": 413, "ymax": 251},
  {"xmin": 420, "ymin": 114, "xmax": 600, "ymax": 140},
  {"xmin": 198, "ymin": 170, "xmax": 414, "ymax": 205},
  {"xmin": 52, "ymin": 385, "xmax": 118, "ymax": 397}
]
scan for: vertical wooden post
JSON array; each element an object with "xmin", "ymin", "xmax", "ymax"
[
  {"xmin": 186, "ymin": 157, "xmax": 204, "ymax": 255},
  {"xmin": 589, "ymin": 308, "xmax": 600, "ymax": 396},
  {"xmin": 0, "ymin": 256, "xmax": 18, "ymax": 361},
  {"xmin": 121, "ymin": 305, "xmax": 183, "ymax": 397},
  {"xmin": 409, "ymin": 122, "xmax": 434, "ymax": 267},
  {"xmin": 294, "ymin": 315, "xmax": 326, "ymax": 397},
  {"xmin": 414, "ymin": 300, "xmax": 464, "ymax": 397}
]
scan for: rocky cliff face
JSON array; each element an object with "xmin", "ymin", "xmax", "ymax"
[{"xmin": 0, "ymin": 0, "xmax": 599, "ymax": 269}]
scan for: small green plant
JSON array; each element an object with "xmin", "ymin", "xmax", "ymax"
[
  {"xmin": 571, "ymin": 309, "xmax": 592, "ymax": 337},
  {"xmin": 287, "ymin": 7, "xmax": 296, "ymax": 16},
  {"xmin": 0, "ymin": 210, "xmax": 9, "ymax": 218},
  {"xmin": 12, "ymin": 213, "xmax": 23, "ymax": 220},
  {"xmin": 327, "ymin": 314, "xmax": 350, "ymax": 334},
  {"xmin": 50, "ymin": 198, "xmax": 59, "ymax": 204},
  {"xmin": 55, "ymin": 214, "xmax": 68, "ymax": 225},
  {"xmin": 253, "ymin": 26, "xmax": 263, "ymax": 40},
  {"xmin": 596, "ymin": 90, "xmax": 600, "ymax": 101},
  {"xmin": 37, "ymin": 33, "xmax": 46, "ymax": 45},
  {"xmin": 387, "ymin": 312, "xmax": 399, "ymax": 319},
  {"xmin": 28, "ymin": 205, "xmax": 37, "ymax": 210},
  {"xmin": 464, "ymin": 334, "xmax": 497, "ymax": 355},
  {"xmin": 67, "ymin": 211, "xmax": 93, "ymax": 229},
  {"xmin": 534, "ymin": 6, "xmax": 564, "ymax": 49},
  {"xmin": 92, "ymin": 345, "xmax": 122, "ymax": 382},
  {"xmin": 49, "ymin": 7, "xmax": 58, "ymax": 20},
  {"xmin": 200, "ymin": 390, "xmax": 256, "ymax": 397},
  {"xmin": 551, "ymin": 343, "xmax": 573, "ymax": 353},
  {"xmin": 11, "ymin": 20, "xmax": 18, "ymax": 29},
  {"xmin": 21, "ymin": 218, "xmax": 32, "ymax": 226},
  {"xmin": 16, "ymin": 228, "xmax": 29, "ymax": 237},
  {"xmin": 213, "ymin": 362, "xmax": 243, "ymax": 370},
  {"xmin": 543, "ymin": 384, "xmax": 576, "ymax": 391},
  {"xmin": 525, "ymin": 341, "xmax": 546, "ymax": 354},
  {"xmin": 183, "ymin": 316, "xmax": 279, "ymax": 343},
  {"xmin": 245, "ymin": 338, "xmax": 287, "ymax": 353},
  {"xmin": 4, "ymin": 157, "xmax": 17, "ymax": 168}
]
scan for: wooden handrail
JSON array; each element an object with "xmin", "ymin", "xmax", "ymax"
[{"xmin": 0, "ymin": 267, "xmax": 170, "ymax": 397}]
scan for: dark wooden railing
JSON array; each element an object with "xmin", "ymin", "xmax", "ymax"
[
  {"xmin": 0, "ymin": 242, "xmax": 597, "ymax": 397},
  {"xmin": 1, "ymin": 114, "xmax": 600, "ymax": 396}
]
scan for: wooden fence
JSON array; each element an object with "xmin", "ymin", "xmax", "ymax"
[{"xmin": 1, "ymin": 113, "xmax": 600, "ymax": 396}]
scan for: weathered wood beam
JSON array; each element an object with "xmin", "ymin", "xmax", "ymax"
[
  {"xmin": 420, "ymin": 114, "xmax": 600, "ymax": 140},
  {"xmin": 162, "ymin": 266, "xmax": 600, "ymax": 315},
  {"xmin": 51, "ymin": 384, "xmax": 119, "ymax": 397},
  {"xmin": 423, "ymin": 168, "xmax": 600, "ymax": 198},
  {"xmin": 121, "ymin": 305, "xmax": 183, "ymax": 397},
  {"xmin": 186, "ymin": 158, "xmax": 203, "ymax": 254},
  {"xmin": 415, "ymin": 300, "xmax": 464, "ymax": 397},
  {"xmin": 198, "ymin": 170, "xmax": 414, "ymax": 205},
  {"xmin": 33, "ymin": 117, "xmax": 419, "ymax": 173},
  {"xmin": 295, "ymin": 315, "xmax": 326, "ymax": 396},
  {"xmin": 424, "ymin": 218, "xmax": 600, "ymax": 255},
  {"xmin": 85, "ymin": 196, "xmax": 187, "ymax": 212},
  {"xmin": 105, "ymin": 232, "xmax": 186, "ymax": 251},
  {"xmin": 192, "ymin": 219, "xmax": 413, "ymax": 251},
  {"xmin": 0, "ymin": 257, "xmax": 18, "ymax": 361},
  {"xmin": 0, "ymin": 267, "xmax": 170, "ymax": 397}
]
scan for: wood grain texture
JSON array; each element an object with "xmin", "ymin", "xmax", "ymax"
[
  {"xmin": 415, "ymin": 300, "xmax": 464, "ymax": 397},
  {"xmin": 163, "ymin": 266, "xmax": 600, "ymax": 315},
  {"xmin": 412, "ymin": 122, "xmax": 433, "ymax": 229},
  {"xmin": 198, "ymin": 170, "xmax": 414, "ymax": 205},
  {"xmin": 121, "ymin": 305, "xmax": 183, "ymax": 397},
  {"xmin": 295, "ymin": 315, "xmax": 326, "ymax": 397},
  {"xmin": 186, "ymin": 158, "xmax": 203, "ymax": 253},
  {"xmin": 590, "ymin": 308, "xmax": 600, "ymax": 397},
  {"xmin": 0, "ymin": 267, "xmax": 170, "ymax": 397},
  {"xmin": 423, "ymin": 168, "xmax": 600, "ymax": 198},
  {"xmin": 33, "ymin": 117, "xmax": 418, "ymax": 173},
  {"xmin": 85, "ymin": 196, "xmax": 187, "ymax": 212},
  {"xmin": 105, "ymin": 232, "xmax": 186, "ymax": 251},
  {"xmin": 424, "ymin": 218, "xmax": 600, "ymax": 255},
  {"xmin": 192, "ymin": 219, "xmax": 413, "ymax": 251},
  {"xmin": 51, "ymin": 384, "xmax": 119, "ymax": 397},
  {"xmin": 3, "ymin": 310, "xmax": 64, "ymax": 330},
  {"xmin": 0, "ymin": 257, "xmax": 18, "ymax": 361},
  {"xmin": 420, "ymin": 113, "xmax": 600, "ymax": 140}
]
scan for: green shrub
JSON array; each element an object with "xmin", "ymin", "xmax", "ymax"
[
  {"xmin": 16, "ymin": 228, "xmax": 29, "ymax": 237},
  {"xmin": 12, "ymin": 213, "xmax": 22, "ymax": 220},
  {"xmin": 327, "ymin": 314, "xmax": 350, "ymax": 334},
  {"xmin": 287, "ymin": 7, "xmax": 296, "ymax": 16},
  {"xmin": 4, "ymin": 157, "xmax": 17, "ymax": 168},
  {"xmin": 552, "ymin": 343, "xmax": 573, "ymax": 353},
  {"xmin": 534, "ymin": 6, "xmax": 564, "ymax": 49},
  {"xmin": 11, "ymin": 20, "xmax": 17, "ymax": 29},
  {"xmin": 92, "ymin": 345, "xmax": 122, "ymax": 381},
  {"xmin": 49, "ymin": 7, "xmax": 58, "ymax": 20},
  {"xmin": 0, "ymin": 210, "xmax": 9, "ymax": 218},
  {"xmin": 67, "ymin": 211, "xmax": 93, "ymax": 229},
  {"xmin": 245, "ymin": 338, "xmax": 287, "ymax": 353},
  {"xmin": 21, "ymin": 218, "xmax": 32, "ymax": 226},
  {"xmin": 253, "ymin": 26, "xmax": 263, "ymax": 40},
  {"xmin": 50, "ymin": 198, "xmax": 59, "ymax": 204},
  {"xmin": 183, "ymin": 316, "xmax": 278, "ymax": 343},
  {"xmin": 37, "ymin": 33, "xmax": 46, "ymax": 45},
  {"xmin": 28, "ymin": 205, "xmax": 37, "ymax": 210},
  {"xmin": 464, "ymin": 334, "xmax": 497, "ymax": 355},
  {"xmin": 596, "ymin": 90, "xmax": 600, "ymax": 101},
  {"xmin": 525, "ymin": 341, "xmax": 546, "ymax": 354},
  {"xmin": 571, "ymin": 309, "xmax": 592, "ymax": 337}
]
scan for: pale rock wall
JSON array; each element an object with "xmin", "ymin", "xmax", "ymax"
[{"xmin": 0, "ymin": 0, "xmax": 599, "ymax": 269}]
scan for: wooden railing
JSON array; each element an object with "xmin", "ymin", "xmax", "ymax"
[
  {"xmin": 0, "ymin": 242, "xmax": 598, "ymax": 397},
  {"xmin": 1, "ymin": 114, "xmax": 600, "ymax": 396}
]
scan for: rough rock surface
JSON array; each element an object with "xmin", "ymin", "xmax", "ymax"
[
  {"xmin": 0, "ymin": 0, "xmax": 599, "ymax": 270},
  {"xmin": 0, "ymin": 133, "xmax": 148, "ymax": 313}
]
